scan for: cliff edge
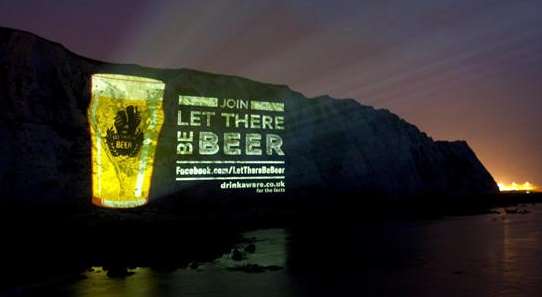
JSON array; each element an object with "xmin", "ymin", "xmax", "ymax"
[{"xmin": 0, "ymin": 27, "xmax": 498, "ymax": 208}]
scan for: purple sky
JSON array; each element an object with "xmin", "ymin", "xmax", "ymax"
[{"xmin": 1, "ymin": 0, "xmax": 541, "ymax": 186}]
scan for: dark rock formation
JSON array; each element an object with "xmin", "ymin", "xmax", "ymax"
[{"xmin": 0, "ymin": 27, "xmax": 498, "ymax": 208}]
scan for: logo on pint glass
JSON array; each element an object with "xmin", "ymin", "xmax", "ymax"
[{"xmin": 106, "ymin": 105, "xmax": 144, "ymax": 157}]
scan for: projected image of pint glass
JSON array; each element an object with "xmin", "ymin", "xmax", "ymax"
[{"xmin": 88, "ymin": 74, "xmax": 165, "ymax": 208}]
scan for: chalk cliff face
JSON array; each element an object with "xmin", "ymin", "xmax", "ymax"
[{"xmin": 0, "ymin": 27, "xmax": 498, "ymax": 207}]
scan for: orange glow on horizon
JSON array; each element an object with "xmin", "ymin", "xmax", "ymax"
[{"xmin": 497, "ymin": 181, "xmax": 539, "ymax": 192}]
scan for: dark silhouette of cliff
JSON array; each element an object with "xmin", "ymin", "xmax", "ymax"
[{"xmin": 0, "ymin": 27, "xmax": 498, "ymax": 209}]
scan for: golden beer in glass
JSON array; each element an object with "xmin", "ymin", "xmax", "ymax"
[{"xmin": 88, "ymin": 74, "xmax": 165, "ymax": 208}]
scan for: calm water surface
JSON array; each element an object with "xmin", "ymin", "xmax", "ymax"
[{"xmin": 19, "ymin": 205, "xmax": 542, "ymax": 297}]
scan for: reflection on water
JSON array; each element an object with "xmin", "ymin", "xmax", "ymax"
[
  {"xmin": 71, "ymin": 267, "xmax": 158, "ymax": 297},
  {"xmin": 214, "ymin": 228, "xmax": 288, "ymax": 269},
  {"xmin": 499, "ymin": 210, "xmax": 540, "ymax": 297},
  {"xmin": 66, "ymin": 229, "xmax": 292, "ymax": 297},
  {"xmin": 16, "ymin": 205, "xmax": 542, "ymax": 297}
]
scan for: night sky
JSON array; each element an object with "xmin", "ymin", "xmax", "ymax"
[{"xmin": 1, "ymin": 0, "xmax": 541, "ymax": 186}]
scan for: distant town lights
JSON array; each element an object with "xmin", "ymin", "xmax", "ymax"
[{"xmin": 497, "ymin": 182, "xmax": 538, "ymax": 192}]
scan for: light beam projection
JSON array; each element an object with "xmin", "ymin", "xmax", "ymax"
[
  {"xmin": 175, "ymin": 96, "xmax": 286, "ymax": 194},
  {"xmin": 88, "ymin": 74, "xmax": 165, "ymax": 208}
]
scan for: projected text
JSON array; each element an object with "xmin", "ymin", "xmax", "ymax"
[{"xmin": 175, "ymin": 96, "xmax": 286, "ymax": 193}]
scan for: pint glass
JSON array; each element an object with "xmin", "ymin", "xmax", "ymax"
[{"xmin": 88, "ymin": 74, "xmax": 165, "ymax": 208}]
